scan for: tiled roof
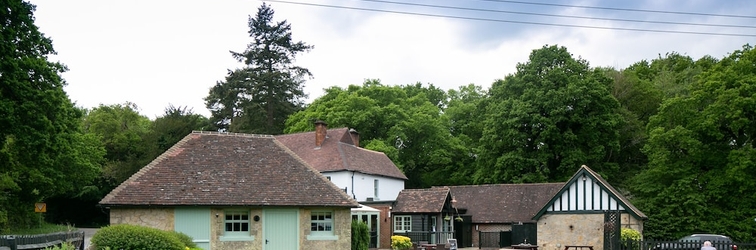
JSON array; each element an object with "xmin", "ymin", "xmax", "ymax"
[
  {"xmin": 392, "ymin": 187, "xmax": 450, "ymax": 213},
  {"xmin": 447, "ymin": 183, "xmax": 563, "ymax": 223},
  {"xmin": 275, "ymin": 128, "xmax": 407, "ymax": 180},
  {"xmin": 100, "ymin": 131, "xmax": 359, "ymax": 207}
]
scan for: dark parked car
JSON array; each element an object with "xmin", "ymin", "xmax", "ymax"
[{"xmin": 655, "ymin": 234, "xmax": 737, "ymax": 250}]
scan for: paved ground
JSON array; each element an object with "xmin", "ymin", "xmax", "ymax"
[{"xmin": 77, "ymin": 228, "xmax": 99, "ymax": 250}]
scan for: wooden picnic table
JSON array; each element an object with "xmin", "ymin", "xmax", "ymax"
[{"xmin": 564, "ymin": 245, "xmax": 594, "ymax": 250}]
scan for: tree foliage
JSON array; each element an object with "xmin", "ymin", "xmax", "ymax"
[
  {"xmin": 0, "ymin": 0, "xmax": 103, "ymax": 231},
  {"xmin": 285, "ymin": 80, "xmax": 471, "ymax": 187},
  {"xmin": 631, "ymin": 44, "xmax": 756, "ymax": 241},
  {"xmin": 205, "ymin": 3, "xmax": 311, "ymax": 134},
  {"xmin": 83, "ymin": 103, "xmax": 152, "ymax": 185},
  {"xmin": 475, "ymin": 45, "xmax": 624, "ymax": 184},
  {"xmin": 144, "ymin": 105, "xmax": 213, "ymax": 155}
]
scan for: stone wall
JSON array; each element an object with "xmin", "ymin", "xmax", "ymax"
[
  {"xmin": 621, "ymin": 214, "xmax": 644, "ymax": 236},
  {"xmin": 110, "ymin": 206, "xmax": 353, "ymax": 250},
  {"xmin": 537, "ymin": 213, "xmax": 605, "ymax": 250},
  {"xmin": 300, "ymin": 207, "xmax": 352, "ymax": 250},
  {"xmin": 109, "ymin": 207, "xmax": 174, "ymax": 231},
  {"xmin": 210, "ymin": 208, "xmax": 262, "ymax": 250}
]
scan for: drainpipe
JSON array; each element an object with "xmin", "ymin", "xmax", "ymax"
[{"xmin": 351, "ymin": 171, "xmax": 356, "ymax": 199}]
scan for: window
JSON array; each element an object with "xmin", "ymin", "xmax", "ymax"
[
  {"xmin": 394, "ymin": 215, "xmax": 411, "ymax": 232},
  {"xmin": 326, "ymin": 176, "xmax": 331, "ymax": 181},
  {"xmin": 225, "ymin": 211, "xmax": 249, "ymax": 233},
  {"xmin": 374, "ymin": 179, "xmax": 379, "ymax": 199},
  {"xmin": 221, "ymin": 210, "xmax": 254, "ymax": 241},
  {"xmin": 308, "ymin": 211, "xmax": 337, "ymax": 240}
]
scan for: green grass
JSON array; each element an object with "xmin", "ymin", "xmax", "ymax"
[{"xmin": 7, "ymin": 222, "xmax": 76, "ymax": 235}]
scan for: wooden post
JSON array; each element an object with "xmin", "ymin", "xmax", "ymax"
[
  {"xmin": 7, "ymin": 235, "xmax": 17, "ymax": 250},
  {"xmin": 79, "ymin": 231, "xmax": 85, "ymax": 250}
]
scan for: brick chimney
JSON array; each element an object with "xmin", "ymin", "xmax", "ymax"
[
  {"xmin": 314, "ymin": 120, "xmax": 328, "ymax": 148},
  {"xmin": 349, "ymin": 128, "xmax": 360, "ymax": 147}
]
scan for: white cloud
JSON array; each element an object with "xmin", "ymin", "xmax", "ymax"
[{"xmin": 28, "ymin": 0, "xmax": 756, "ymax": 118}]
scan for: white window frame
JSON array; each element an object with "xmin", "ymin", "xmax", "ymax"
[
  {"xmin": 308, "ymin": 210, "xmax": 338, "ymax": 240},
  {"xmin": 220, "ymin": 210, "xmax": 254, "ymax": 241},
  {"xmin": 394, "ymin": 215, "xmax": 411, "ymax": 232}
]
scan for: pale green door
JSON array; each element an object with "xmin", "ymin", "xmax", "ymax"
[
  {"xmin": 175, "ymin": 208, "xmax": 211, "ymax": 250},
  {"xmin": 263, "ymin": 209, "xmax": 298, "ymax": 250}
]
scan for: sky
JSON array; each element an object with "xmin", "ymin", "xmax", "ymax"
[{"xmin": 28, "ymin": 0, "xmax": 756, "ymax": 118}]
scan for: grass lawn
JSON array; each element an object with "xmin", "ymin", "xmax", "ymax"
[{"xmin": 7, "ymin": 222, "xmax": 77, "ymax": 235}]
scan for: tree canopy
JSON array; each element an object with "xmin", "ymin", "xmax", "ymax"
[
  {"xmin": 0, "ymin": 0, "xmax": 103, "ymax": 231},
  {"xmin": 205, "ymin": 3, "xmax": 311, "ymax": 134},
  {"xmin": 631, "ymin": 45, "xmax": 756, "ymax": 240},
  {"xmin": 474, "ymin": 45, "xmax": 623, "ymax": 184}
]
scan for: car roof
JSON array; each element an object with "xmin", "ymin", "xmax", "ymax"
[{"xmin": 683, "ymin": 234, "xmax": 733, "ymax": 241}]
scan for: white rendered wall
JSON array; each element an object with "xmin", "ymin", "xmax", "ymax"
[{"xmin": 322, "ymin": 171, "xmax": 404, "ymax": 202}]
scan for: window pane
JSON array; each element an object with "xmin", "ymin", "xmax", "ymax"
[
  {"xmin": 241, "ymin": 223, "xmax": 248, "ymax": 231},
  {"xmin": 226, "ymin": 223, "xmax": 232, "ymax": 231}
]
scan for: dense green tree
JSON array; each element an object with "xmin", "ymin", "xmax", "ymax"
[
  {"xmin": 285, "ymin": 80, "xmax": 470, "ymax": 187},
  {"xmin": 0, "ymin": 0, "xmax": 104, "ymax": 231},
  {"xmin": 631, "ymin": 44, "xmax": 756, "ymax": 241},
  {"xmin": 144, "ymin": 105, "xmax": 213, "ymax": 155},
  {"xmin": 437, "ymin": 84, "xmax": 487, "ymax": 185},
  {"xmin": 205, "ymin": 3, "xmax": 311, "ymax": 134},
  {"xmin": 598, "ymin": 67, "xmax": 662, "ymax": 187},
  {"xmin": 83, "ymin": 103, "xmax": 151, "ymax": 185},
  {"xmin": 475, "ymin": 45, "xmax": 624, "ymax": 184}
]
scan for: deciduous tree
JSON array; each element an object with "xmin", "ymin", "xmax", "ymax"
[
  {"xmin": 632, "ymin": 44, "xmax": 756, "ymax": 241},
  {"xmin": 0, "ymin": 0, "xmax": 103, "ymax": 231},
  {"xmin": 475, "ymin": 45, "xmax": 623, "ymax": 184}
]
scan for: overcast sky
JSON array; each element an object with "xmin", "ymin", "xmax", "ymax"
[{"xmin": 28, "ymin": 0, "xmax": 756, "ymax": 118}]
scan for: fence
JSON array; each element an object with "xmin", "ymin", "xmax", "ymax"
[
  {"xmin": 395, "ymin": 231, "xmax": 455, "ymax": 245},
  {"xmin": 479, "ymin": 231, "xmax": 513, "ymax": 248},
  {"xmin": 0, "ymin": 231, "xmax": 84, "ymax": 250},
  {"xmin": 622, "ymin": 239, "xmax": 756, "ymax": 250}
]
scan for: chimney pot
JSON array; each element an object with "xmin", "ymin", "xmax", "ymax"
[{"xmin": 348, "ymin": 128, "xmax": 360, "ymax": 147}]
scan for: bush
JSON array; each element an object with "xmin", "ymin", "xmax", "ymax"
[
  {"xmin": 621, "ymin": 227, "xmax": 642, "ymax": 241},
  {"xmin": 44, "ymin": 242, "xmax": 76, "ymax": 250},
  {"xmin": 621, "ymin": 227, "xmax": 643, "ymax": 250},
  {"xmin": 351, "ymin": 220, "xmax": 369, "ymax": 250},
  {"xmin": 391, "ymin": 235, "xmax": 412, "ymax": 250},
  {"xmin": 90, "ymin": 224, "xmax": 186, "ymax": 250},
  {"xmin": 172, "ymin": 231, "xmax": 198, "ymax": 248}
]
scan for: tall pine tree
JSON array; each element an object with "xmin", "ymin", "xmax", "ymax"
[{"xmin": 205, "ymin": 3, "xmax": 312, "ymax": 134}]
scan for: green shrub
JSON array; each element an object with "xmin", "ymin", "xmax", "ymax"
[
  {"xmin": 351, "ymin": 220, "xmax": 369, "ymax": 250},
  {"xmin": 391, "ymin": 235, "xmax": 412, "ymax": 250},
  {"xmin": 172, "ymin": 231, "xmax": 198, "ymax": 248},
  {"xmin": 90, "ymin": 224, "xmax": 185, "ymax": 250},
  {"xmin": 621, "ymin": 227, "xmax": 642, "ymax": 250},
  {"xmin": 621, "ymin": 227, "xmax": 642, "ymax": 241},
  {"xmin": 44, "ymin": 242, "xmax": 76, "ymax": 250}
]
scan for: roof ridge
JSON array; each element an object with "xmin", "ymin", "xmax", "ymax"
[
  {"xmin": 446, "ymin": 183, "xmax": 565, "ymax": 188},
  {"xmin": 276, "ymin": 127, "xmax": 349, "ymax": 137},
  {"xmin": 273, "ymin": 138, "xmax": 358, "ymax": 205},
  {"xmin": 191, "ymin": 130, "xmax": 273, "ymax": 138}
]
